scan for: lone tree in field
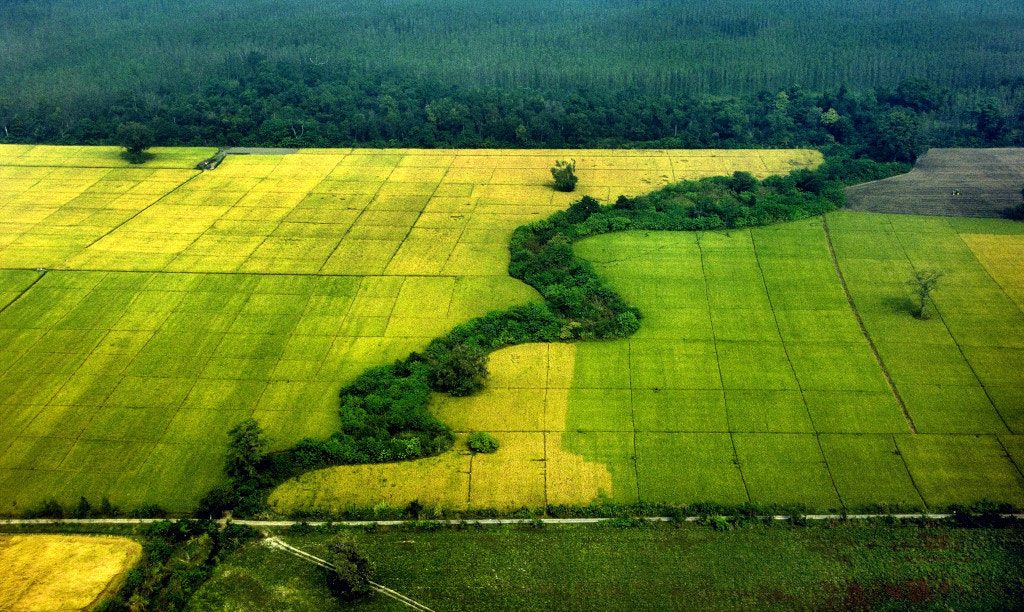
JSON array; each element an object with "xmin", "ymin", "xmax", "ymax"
[
  {"xmin": 908, "ymin": 269, "xmax": 944, "ymax": 319},
  {"xmin": 551, "ymin": 159, "xmax": 578, "ymax": 192},
  {"xmin": 116, "ymin": 121, "xmax": 155, "ymax": 164},
  {"xmin": 225, "ymin": 418, "xmax": 268, "ymax": 483},
  {"xmin": 326, "ymin": 536, "xmax": 372, "ymax": 601},
  {"xmin": 467, "ymin": 431, "xmax": 500, "ymax": 454}
]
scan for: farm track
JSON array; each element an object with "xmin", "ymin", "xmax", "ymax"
[
  {"xmin": 263, "ymin": 536, "xmax": 434, "ymax": 611},
  {"xmin": 1, "ymin": 513, "xmax": 1022, "ymax": 528}
]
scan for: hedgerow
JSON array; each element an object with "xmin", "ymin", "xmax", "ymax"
[{"xmin": 204, "ymin": 153, "xmax": 908, "ymax": 517}]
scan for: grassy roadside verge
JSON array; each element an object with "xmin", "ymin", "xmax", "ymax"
[{"xmin": 188, "ymin": 520, "xmax": 1024, "ymax": 611}]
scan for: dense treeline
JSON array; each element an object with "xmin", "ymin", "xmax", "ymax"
[
  {"xmin": 201, "ymin": 155, "xmax": 907, "ymax": 517},
  {"xmin": 4, "ymin": 1, "xmax": 1024, "ymax": 98},
  {"xmin": 3, "ymin": 56, "xmax": 1021, "ymax": 160},
  {"xmin": 2, "ymin": 1, "xmax": 1024, "ymax": 154},
  {"xmin": 95, "ymin": 521, "xmax": 258, "ymax": 612}
]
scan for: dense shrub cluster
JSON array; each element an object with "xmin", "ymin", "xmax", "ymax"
[
  {"xmin": 208, "ymin": 154, "xmax": 907, "ymax": 517},
  {"xmin": 21, "ymin": 496, "xmax": 166, "ymax": 519},
  {"xmin": 551, "ymin": 160, "xmax": 579, "ymax": 192},
  {"xmin": 95, "ymin": 520, "xmax": 258, "ymax": 612},
  {"xmin": 467, "ymin": 432, "xmax": 501, "ymax": 454}
]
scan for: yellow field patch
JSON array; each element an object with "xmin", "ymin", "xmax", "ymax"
[
  {"xmin": 0, "ymin": 147, "xmax": 818, "ymax": 275},
  {"xmin": 469, "ymin": 432, "xmax": 546, "ymax": 509},
  {"xmin": 268, "ymin": 442, "xmax": 472, "ymax": 513},
  {"xmin": 270, "ymin": 342, "xmax": 614, "ymax": 511},
  {"xmin": 961, "ymin": 233, "xmax": 1024, "ymax": 308},
  {"xmin": 0, "ymin": 534, "xmax": 141, "ymax": 611}
]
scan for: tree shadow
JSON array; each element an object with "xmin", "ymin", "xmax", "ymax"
[
  {"xmin": 881, "ymin": 295, "xmax": 917, "ymax": 316},
  {"xmin": 120, "ymin": 150, "xmax": 154, "ymax": 165}
]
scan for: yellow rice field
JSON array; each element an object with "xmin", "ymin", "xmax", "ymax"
[
  {"xmin": 0, "ymin": 534, "xmax": 141, "ymax": 611},
  {"xmin": 269, "ymin": 343, "xmax": 614, "ymax": 513},
  {"xmin": 0, "ymin": 146, "xmax": 821, "ymax": 274}
]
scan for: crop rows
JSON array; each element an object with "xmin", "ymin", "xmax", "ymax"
[
  {"xmin": 274, "ymin": 213, "xmax": 1024, "ymax": 514},
  {"xmin": 0, "ymin": 145, "xmax": 819, "ymax": 512}
]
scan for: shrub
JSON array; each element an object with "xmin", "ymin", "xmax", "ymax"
[
  {"xmin": 467, "ymin": 431, "xmax": 500, "ymax": 453},
  {"xmin": 71, "ymin": 496, "xmax": 93, "ymax": 518},
  {"xmin": 551, "ymin": 159, "xmax": 579, "ymax": 192},
  {"xmin": 225, "ymin": 418, "xmax": 268, "ymax": 483},
  {"xmin": 326, "ymin": 537, "xmax": 372, "ymax": 601},
  {"xmin": 129, "ymin": 504, "xmax": 168, "ymax": 519},
  {"xmin": 423, "ymin": 342, "xmax": 488, "ymax": 396},
  {"xmin": 727, "ymin": 170, "xmax": 758, "ymax": 193},
  {"xmin": 23, "ymin": 498, "xmax": 63, "ymax": 519}
]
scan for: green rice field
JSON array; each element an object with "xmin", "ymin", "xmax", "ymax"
[
  {"xmin": 564, "ymin": 214, "xmax": 1024, "ymax": 510},
  {"xmin": 2, "ymin": 144, "xmax": 1023, "ymax": 515},
  {"xmin": 279, "ymin": 213, "xmax": 1024, "ymax": 514}
]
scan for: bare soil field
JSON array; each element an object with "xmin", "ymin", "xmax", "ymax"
[{"xmin": 845, "ymin": 148, "xmax": 1024, "ymax": 217}]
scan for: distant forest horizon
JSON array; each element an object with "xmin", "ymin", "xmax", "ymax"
[{"xmin": 2, "ymin": 0, "xmax": 1023, "ymax": 153}]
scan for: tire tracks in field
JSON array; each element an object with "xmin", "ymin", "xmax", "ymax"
[
  {"xmin": 821, "ymin": 216, "xmax": 917, "ymax": 434},
  {"xmin": 263, "ymin": 536, "xmax": 435, "ymax": 611}
]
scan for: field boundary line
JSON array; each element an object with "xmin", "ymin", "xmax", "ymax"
[
  {"xmin": 379, "ymin": 156, "xmax": 454, "ymax": 275},
  {"xmin": 750, "ymin": 226, "xmax": 845, "ymax": 510},
  {"xmin": 697, "ymin": 231, "xmax": 751, "ymax": 503},
  {"xmin": 953, "ymin": 231, "xmax": 1024, "ymax": 319},
  {"xmin": 626, "ymin": 335, "xmax": 642, "ymax": 503},
  {"xmin": 263, "ymin": 536, "xmax": 434, "ymax": 611},
  {"xmin": 69, "ymin": 169, "xmax": 204, "ymax": 256},
  {"xmin": 822, "ymin": 215, "xmax": 917, "ymax": 433},
  {"xmin": 995, "ymin": 436, "xmax": 1024, "ymax": 484},
  {"xmin": 0, "ymin": 270, "xmax": 46, "ymax": 317},
  {"xmin": 887, "ymin": 218, "xmax": 1013, "ymax": 435},
  {"xmin": 892, "ymin": 434, "xmax": 930, "ymax": 510},
  {"xmin": 950, "ymin": 231, "xmax": 1024, "ymax": 433}
]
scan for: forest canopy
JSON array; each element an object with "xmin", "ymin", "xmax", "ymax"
[{"xmin": 1, "ymin": 0, "xmax": 1022, "ymax": 153}]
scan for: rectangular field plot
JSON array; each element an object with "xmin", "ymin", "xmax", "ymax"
[
  {"xmin": 0, "ymin": 270, "xmax": 539, "ymax": 511},
  {"xmin": 819, "ymin": 434, "xmax": 924, "ymax": 509},
  {"xmin": 895, "ymin": 435, "xmax": 1024, "ymax": 508},
  {"xmin": 2, "ymin": 146, "xmax": 819, "ymax": 276},
  {"xmin": 635, "ymin": 433, "xmax": 747, "ymax": 504},
  {"xmin": 733, "ymin": 434, "xmax": 841, "ymax": 510}
]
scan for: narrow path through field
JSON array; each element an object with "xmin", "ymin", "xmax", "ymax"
[
  {"xmin": 822, "ymin": 216, "xmax": 917, "ymax": 433},
  {"xmin": 2, "ymin": 513, "xmax": 1023, "ymax": 529},
  {"xmin": 262, "ymin": 536, "xmax": 435, "ymax": 611}
]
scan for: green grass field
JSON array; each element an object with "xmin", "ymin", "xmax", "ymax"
[
  {"xmin": 3, "ymin": 145, "xmax": 1023, "ymax": 516},
  {"xmin": 0, "ymin": 145, "xmax": 822, "ymax": 514},
  {"xmin": 565, "ymin": 215, "xmax": 1024, "ymax": 511},
  {"xmin": 187, "ymin": 523, "xmax": 1024, "ymax": 611},
  {"xmin": 278, "ymin": 212, "xmax": 1024, "ymax": 514}
]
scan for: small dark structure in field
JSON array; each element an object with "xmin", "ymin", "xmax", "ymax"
[{"xmin": 845, "ymin": 148, "xmax": 1024, "ymax": 217}]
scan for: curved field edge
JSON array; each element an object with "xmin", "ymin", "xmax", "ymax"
[
  {"xmin": 0, "ymin": 146, "xmax": 823, "ymax": 517},
  {"xmin": 270, "ymin": 218, "xmax": 1024, "ymax": 517},
  {"xmin": 211, "ymin": 153, "xmax": 921, "ymax": 517}
]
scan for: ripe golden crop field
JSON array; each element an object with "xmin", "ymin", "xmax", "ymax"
[{"xmin": 0, "ymin": 534, "xmax": 141, "ymax": 611}]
